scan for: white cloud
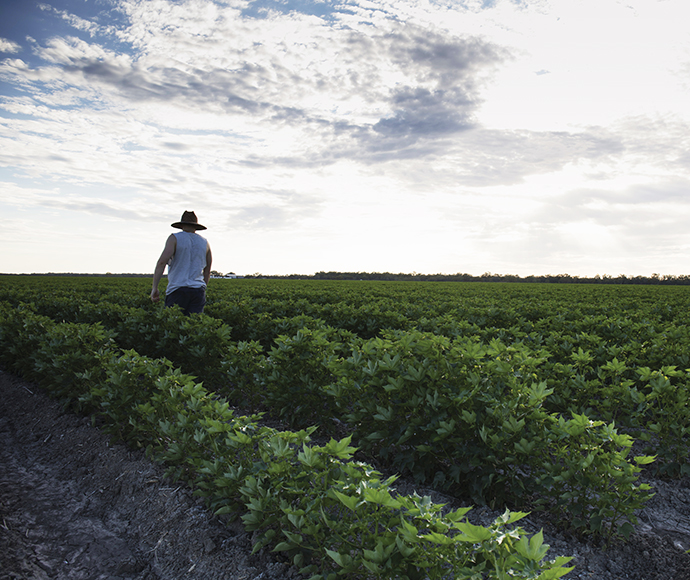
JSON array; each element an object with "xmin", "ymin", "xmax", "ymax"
[{"xmin": 0, "ymin": 38, "xmax": 22, "ymax": 54}]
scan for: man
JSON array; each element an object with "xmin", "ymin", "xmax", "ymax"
[{"xmin": 151, "ymin": 211, "xmax": 213, "ymax": 315}]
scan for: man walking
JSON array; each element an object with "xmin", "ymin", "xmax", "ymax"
[{"xmin": 151, "ymin": 211, "xmax": 212, "ymax": 315}]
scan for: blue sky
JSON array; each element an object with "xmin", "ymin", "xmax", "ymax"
[{"xmin": 1, "ymin": 0, "xmax": 690, "ymax": 276}]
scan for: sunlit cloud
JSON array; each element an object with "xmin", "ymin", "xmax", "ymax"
[{"xmin": 0, "ymin": 38, "xmax": 22, "ymax": 53}]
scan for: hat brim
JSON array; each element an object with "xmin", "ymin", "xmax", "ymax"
[{"xmin": 172, "ymin": 221, "xmax": 207, "ymax": 230}]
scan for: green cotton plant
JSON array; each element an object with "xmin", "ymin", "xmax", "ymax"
[
  {"xmin": 198, "ymin": 426, "xmax": 315, "ymax": 520},
  {"xmin": 221, "ymin": 311, "xmax": 330, "ymax": 348},
  {"xmin": 132, "ymin": 367, "xmax": 269, "ymax": 498},
  {"xmin": 25, "ymin": 293, "xmax": 87, "ymax": 323},
  {"xmin": 593, "ymin": 357, "xmax": 639, "ymax": 425},
  {"xmin": 424, "ymin": 512, "xmax": 574, "ymax": 580},
  {"xmin": 542, "ymin": 349, "xmax": 648, "ymax": 428},
  {"xmin": 80, "ymin": 350, "xmax": 181, "ymax": 444},
  {"xmin": 79, "ymin": 345, "xmax": 270, "ymax": 510},
  {"xmin": 0, "ymin": 303, "xmax": 55, "ymax": 380},
  {"xmin": 637, "ymin": 366, "xmax": 690, "ymax": 477},
  {"xmin": 221, "ymin": 339, "xmax": 268, "ymax": 410},
  {"xmin": 325, "ymin": 330, "xmax": 467, "ymax": 482},
  {"xmin": 541, "ymin": 344, "xmax": 599, "ymax": 416},
  {"xmin": 314, "ymin": 300, "xmax": 411, "ymax": 339},
  {"xmin": 30, "ymin": 321, "xmax": 116, "ymax": 408},
  {"xmin": 256, "ymin": 326, "xmax": 355, "ymax": 430},
  {"xmin": 639, "ymin": 325, "xmax": 690, "ymax": 369},
  {"xmin": 203, "ymin": 298, "xmax": 256, "ymax": 341},
  {"xmin": 326, "ymin": 330, "xmax": 552, "ymax": 506},
  {"xmin": 536, "ymin": 413, "xmax": 655, "ymax": 542},
  {"xmin": 238, "ymin": 434, "xmax": 361, "ymax": 568},
  {"xmin": 414, "ymin": 313, "xmax": 481, "ymax": 340},
  {"xmin": 27, "ymin": 293, "xmax": 134, "ymax": 328},
  {"xmin": 324, "ymin": 492, "xmax": 573, "ymax": 580},
  {"xmin": 238, "ymin": 434, "xmax": 574, "ymax": 580},
  {"xmin": 113, "ymin": 304, "xmax": 234, "ymax": 388}
]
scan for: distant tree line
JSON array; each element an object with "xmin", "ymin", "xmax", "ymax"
[
  {"xmin": 5, "ymin": 271, "xmax": 690, "ymax": 285},
  {"xmin": 1, "ymin": 273, "xmax": 151, "ymax": 278},
  {"xmin": 244, "ymin": 271, "xmax": 690, "ymax": 285}
]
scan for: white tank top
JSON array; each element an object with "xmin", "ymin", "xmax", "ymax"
[{"xmin": 166, "ymin": 231, "xmax": 208, "ymax": 294}]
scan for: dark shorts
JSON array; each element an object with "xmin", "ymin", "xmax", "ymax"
[{"xmin": 165, "ymin": 287, "xmax": 206, "ymax": 315}]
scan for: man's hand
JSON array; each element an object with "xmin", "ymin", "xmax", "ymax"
[{"xmin": 151, "ymin": 288, "xmax": 160, "ymax": 302}]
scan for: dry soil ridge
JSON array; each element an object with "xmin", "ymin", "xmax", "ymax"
[{"xmin": 1, "ymin": 369, "xmax": 689, "ymax": 580}]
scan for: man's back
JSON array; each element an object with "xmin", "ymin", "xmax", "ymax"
[{"xmin": 167, "ymin": 231, "xmax": 208, "ymax": 294}]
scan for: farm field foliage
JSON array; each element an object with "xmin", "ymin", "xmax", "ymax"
[{"xmin": 2, "ymin": 275, "xmax": 690, "ymax": 576}]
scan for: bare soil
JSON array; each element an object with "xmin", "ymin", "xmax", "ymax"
[{"xmin": 1, "ymin": 369, "xmax": 689, "ymax": 580}]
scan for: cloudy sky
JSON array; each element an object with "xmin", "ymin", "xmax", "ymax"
[{"xmin": 1, "ymin": 0, "xmax": 689, "ymax": 276}]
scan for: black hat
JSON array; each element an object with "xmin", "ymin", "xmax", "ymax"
[{"xmin": 171, "ymin": 211, "xmax": 206, "ymax": 230}]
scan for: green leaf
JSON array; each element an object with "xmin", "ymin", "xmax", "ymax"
[
  {"xmin": 332, "ymin": 490, "xmax": 359, "ymax": 512},
  {"xmin": 395, "ymin": 535, "xmax": 416, "ymax": 557},
  {"xmin": 453, "ymin": 522, "xmax": 494, "ymax": 543},
  {"xmin": 273, "ymin": 542, "xmax": 295, "ymax": 552},
  {"xmin": 362, "ymin": 486, "xmax": 401, "ymax": 508},
  {"xmin": 323, "ymin": 435, "xmax": 358, "ymax": 459},
  {"xmin": 515, "ymin": 530, "xmax": 549, "ymax": 561},
  {"xmin": 536, "ymin": 557, "xmax": 575, "ymax": 579},
  {"xmin": 618, "ymin": 522, "xmax": 635, "ymax": 540},
  {"xmin": 325, "ymin": 549, "xmax": 352, "ymax": 568},
  {"xmin": 497, "ymin": 510, "xmax": 528, "ymax": 526}
]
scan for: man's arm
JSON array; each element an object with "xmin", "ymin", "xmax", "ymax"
[
  {"xmin": 203, "ymin": 242, "xmax": 212, "ymax": 285},
  {"xmin": 151, "ymin": 234, "xmax": 177, "ymax": 302}
]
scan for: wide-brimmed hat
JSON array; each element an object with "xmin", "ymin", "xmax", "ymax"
[{"xmin": 171, "ymin": 211, "xmax": 207, "ymax": 230}]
